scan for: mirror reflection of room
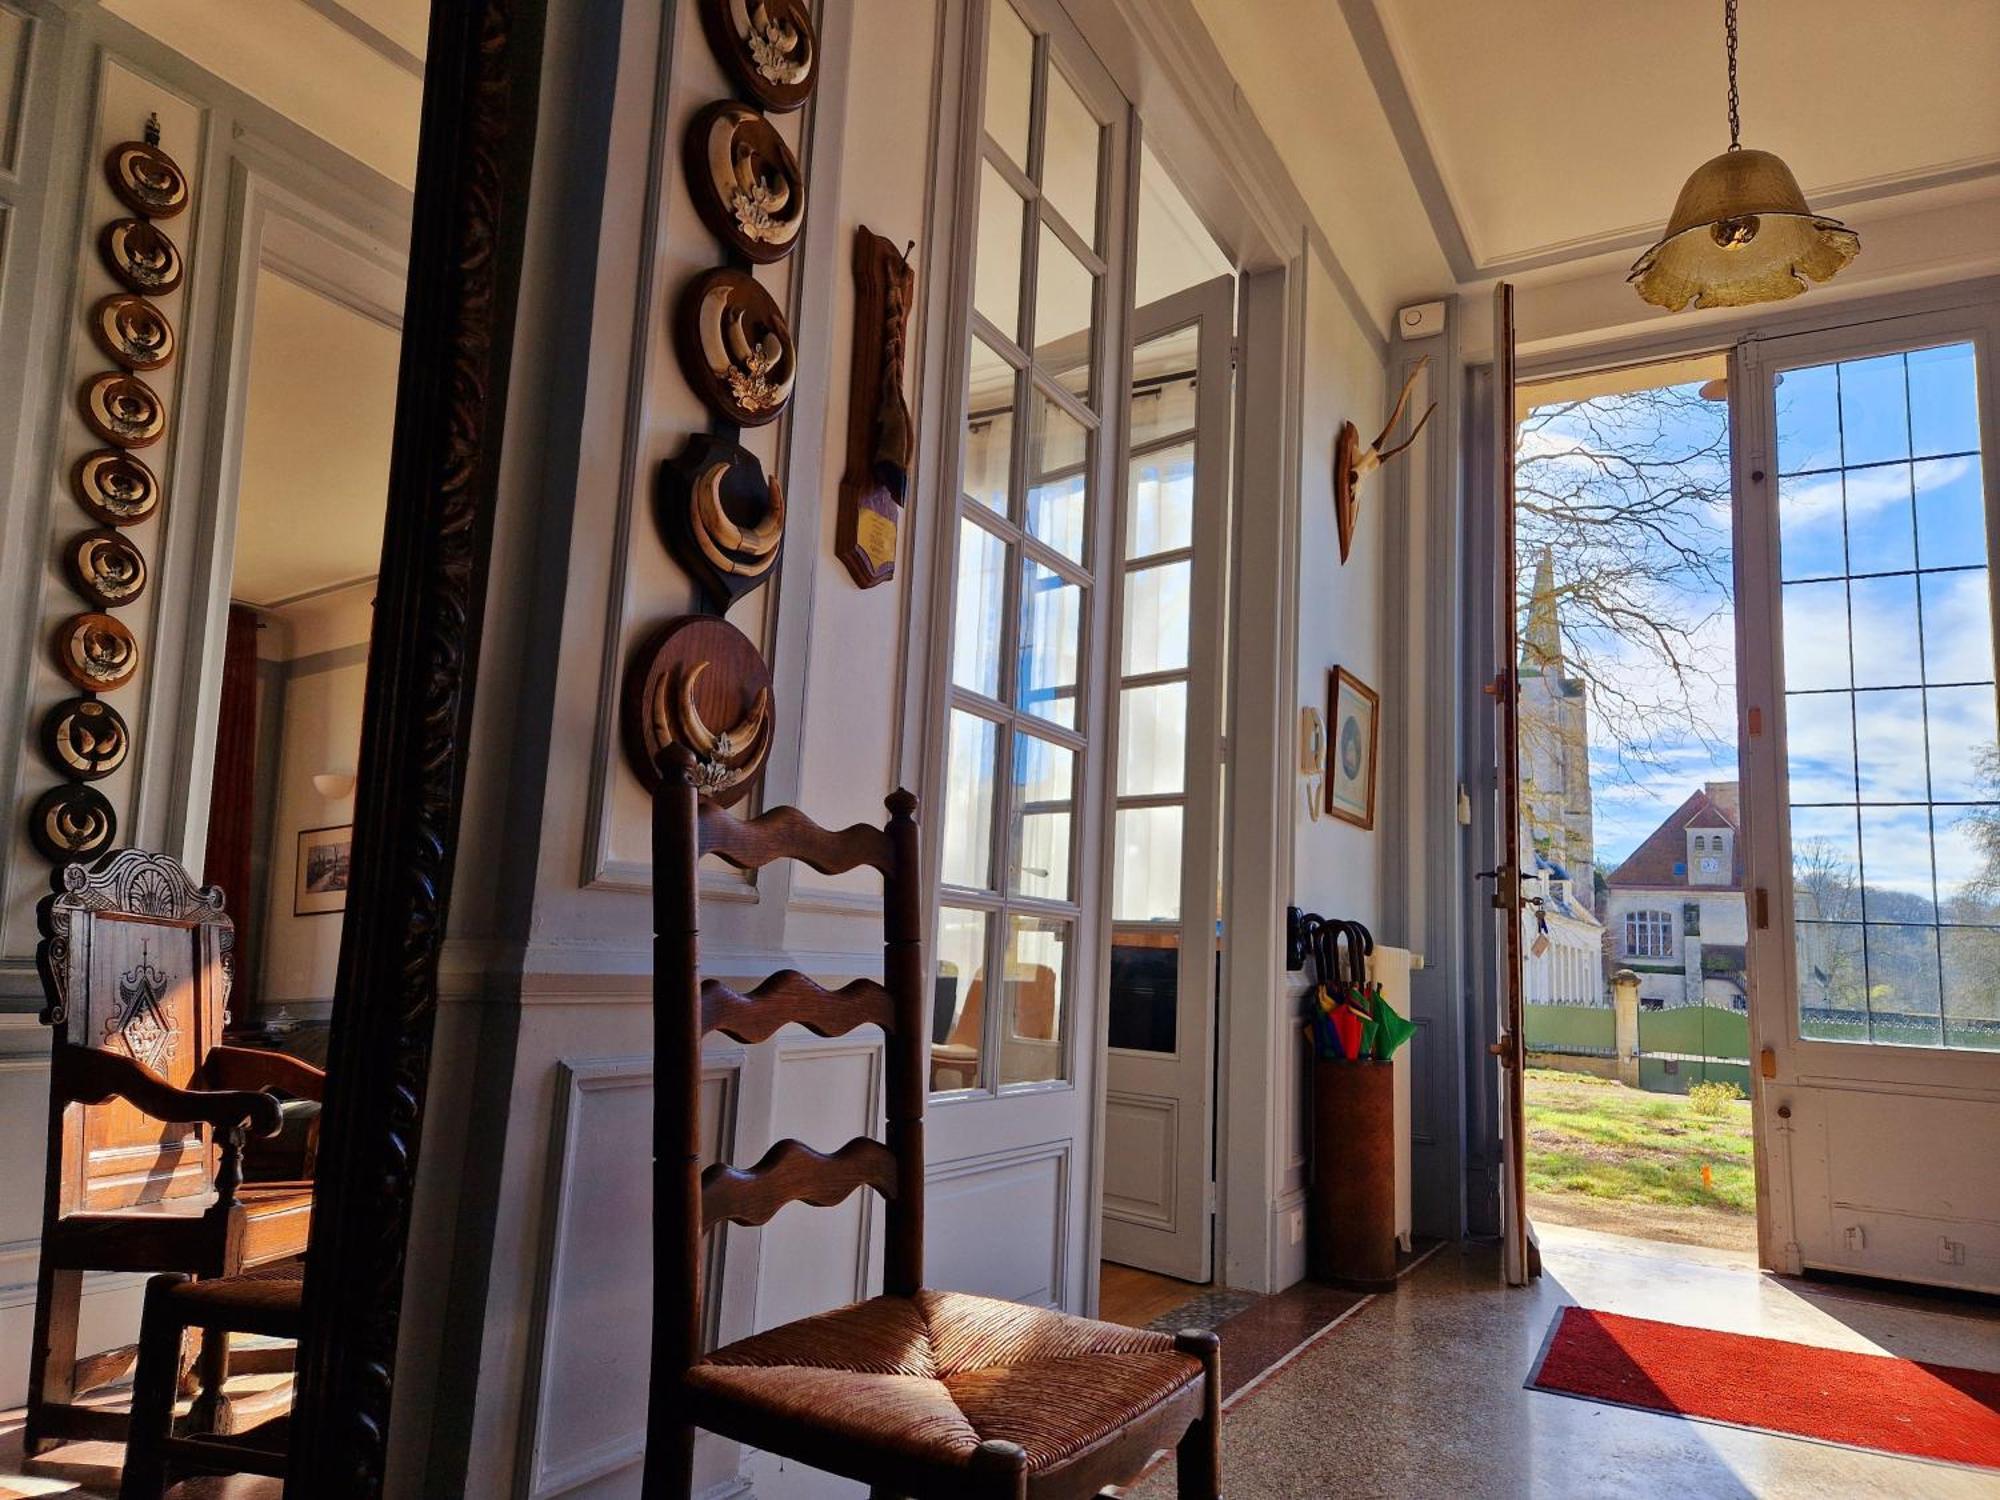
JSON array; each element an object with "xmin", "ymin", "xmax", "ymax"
[
  {"xmin": 0, "ymin": 0, "xmax": 421, "ymax": 1489},
  {"xmin": 201, "ymin": 262, "xmax": 398, "ymax": 1140}
]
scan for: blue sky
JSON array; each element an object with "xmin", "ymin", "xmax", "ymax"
[
  {"xmin": 1522, "ymin": 377, "xmax": 1738, "ymax": 866},
  {"xmin": 1523, "ymin": 342, "xmax": 1991, "ymax": 876}
]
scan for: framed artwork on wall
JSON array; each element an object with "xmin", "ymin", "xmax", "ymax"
[
  {"xmin": 1326, "ymin": 668, "xmax": 1380, "ymax": 829},
  {"xmin": 294, "ymin": 824, "xmax": 353, "ymax": 915}
]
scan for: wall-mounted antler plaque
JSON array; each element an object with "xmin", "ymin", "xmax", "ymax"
[
  {"xmin": 105, "ymin": 137, "xmax": 190, "ymax": 219},
  {"xmin": 621, "ymin": 615, "xmax": 773, "ymax": 807},
  {"xmin": 685, "ymin": 101, "xmax": 806, "ymax": 264},
  {"xmin": 91, "ymin": 295, "xmax": 176, "ymax": 372},
  {"xmin": 697, "ymin": 0, "xmax": 817, "ymax": 113},
  {"xmin": 836, "ymin": 227, "xmax": 916, "ymax": 588},
  {"xmin": 74, "ymin": 449, "xmax": 162, "ymax": 527},
  {"xmin": 100, "ymin": 218, "xmax": 185, "ymax": 295},
  {"xmin": 42, "ymin": 697, "xmax": 131, "ymax": 781},
  {"xmin": 79, "ymin": 371, "xmax": 167, "ymax": 448},
  {"xmin": 675, "ymin": 268, "xmax": 796, "ymax": 428},
  {"xmin": 54, "ymin": 611, "xmax": 139, "ymax": 693},
  {"xmin": 29, "ymin": 783, "xmax": 118, "ymax": 862},
  {"xmin": 657, "ymin": 432, "xmax": 785, "ymax": 609},
  {"xmin": 65, "ymin": 529, "xmax": 149, "ymax": 610},
  {"xmin": 1333, "ymin": 356, "xmax": 1436, "ymax": 564}
]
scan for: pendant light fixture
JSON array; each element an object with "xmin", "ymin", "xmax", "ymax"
[{"xmin": 1629, "ymin": 0, "xmax": 1859, "ymax": 311}]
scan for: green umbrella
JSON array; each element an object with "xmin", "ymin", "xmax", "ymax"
[{"xmin": 1368, "ymin": 984, "xmax": 1418, "ymax": 1060}]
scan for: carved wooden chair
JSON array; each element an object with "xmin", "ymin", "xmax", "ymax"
[
  {"xmin": 25, "ymin": 849, "xmax": 322, "ymax": 1455},
  {"xmin": 646, "ymin": 750, "xmax": 1223, "ymax": 1499}
]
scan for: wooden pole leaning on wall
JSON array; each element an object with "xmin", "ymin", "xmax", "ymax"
[
  {"xmin": 880, "ymin": 787, "xmax": 925, "ymax": 1296},
  {"xmin": 645, "ymin": 747, "xmax": 704, "ymax": 1500}
]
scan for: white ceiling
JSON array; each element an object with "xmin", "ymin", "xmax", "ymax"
[
  {"xmin": 1193, "ymin": 0, "xmax": 2000, "ymax": 317},
  {"xmin": 231, "ymin": 269, "xmax": 399, "ymax": 608},
  {"xmin": 1190, "ymin": 0, "xmax": 1452, "ymax": 314},
  {"xmin": 1373, "ymin": 0, "xmax": 2000, "ymax": 272}
]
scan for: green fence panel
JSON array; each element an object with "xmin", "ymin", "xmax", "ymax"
[
  {"xmin": 1639, "ymin": 1058, "xmax": 1752, "ymax": 1095},
  {"xmin": 1524, "ymin": 1003, "xmax": 1615, "ymax": 1053},
  {"xmin": 1639, "ymin": 1005, "xmax": 1749, "ymax": 1061}
]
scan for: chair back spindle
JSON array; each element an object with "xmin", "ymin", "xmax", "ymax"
[{"xmin": 651, "ymin": 747, "xmax": 925, "ymax": 1385}]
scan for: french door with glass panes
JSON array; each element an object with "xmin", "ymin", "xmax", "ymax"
[
  {"xmin": 923, "ymin": 0, "xmax": 1129, "ymax": 1314},
  {"xmin": 1738, "ymin": 308, "xmax": 2000, "ymax": 1293},
  {"xmin": 1100, "ymin": 277, "xmax": 1234, "ymax": 1282}
]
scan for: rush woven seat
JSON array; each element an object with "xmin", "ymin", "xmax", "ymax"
[
  {"xmin": 118, "ymin": 1261, "xmax": 306, "ymax": 1497},
  {"xmin": 686, "ymin": 1290, "xmax": 1204, "ymax": 1493},
  {"xmin": 644, "ymin": 752, "xmax": 1222, "ymax": 1498}
]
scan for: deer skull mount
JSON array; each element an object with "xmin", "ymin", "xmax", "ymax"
[{"xmin": 1334, "ymin": 356, "xmax": 1437, "ymax": 563}]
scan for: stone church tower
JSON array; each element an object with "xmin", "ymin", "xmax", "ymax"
[{"xmin": 1518, "ymin": 549, "xmax": 1596, "ymax": 894}]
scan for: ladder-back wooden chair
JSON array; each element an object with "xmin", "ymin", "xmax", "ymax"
[
  {"xmin": 646, "ymin": 749, "xmax": 1222, "ymax": 1499},
  {"xmin": 26, "ymin": 849, "xmax": 321, "ymax": 1454}
]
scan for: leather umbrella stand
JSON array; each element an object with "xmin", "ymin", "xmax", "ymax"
[{"xmin": 1308, "ymin": 1057, "xmax": 1397, "ymax": 1288}]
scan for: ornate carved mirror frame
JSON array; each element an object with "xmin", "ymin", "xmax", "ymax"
[{"xmin": 284, "ymin": 0, "xmax": 544, "ymax": 1492}]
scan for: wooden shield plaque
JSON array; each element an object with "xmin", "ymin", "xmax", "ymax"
[
  {"xmin": 621, "ymin": 615, "xmax": 773, "ymax": 806},
  {"xmin": 42, "ymin": 697, "xmax": 131, "ymax": 781},
  {"xmin": 684, "ymin": 101, "xmax": 806, "ymax": 264},
  {"xmin": 674, "ymin": 268, "xmax": 796, "ymax": 428},
  {"xmin": 55, "ymin": 612, "xmax": 139, "ymax": 693},
  {"xmin": 74, "ymin": 450, "xmax": 162, "ymax": 527},
  {"xmin": 30, "ymin": 783, "xmax": 119, "ymax": 862},
  {"xmin": 696, "ymin": 0, "xmax": 817, "ymax": 113},
  {"xmin": 79, "ymin": 372, "xmax": 167, "ymax": 448},
  {"xmin": 100, "ymin": 218, "xmax": 185, "ymax": 295},
  {"xmin": 656, "ymin": 432, "xmax": 784, "ymax": 610}
]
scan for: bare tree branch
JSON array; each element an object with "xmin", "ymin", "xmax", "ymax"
[{"xmin": 1517, "ymin": 383, "xmax": 1733, "ymax": 783}]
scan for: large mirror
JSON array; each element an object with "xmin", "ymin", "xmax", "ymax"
[{"xmin": 0, "ymin": 1, "xmax": 536, "ymax": 1494}]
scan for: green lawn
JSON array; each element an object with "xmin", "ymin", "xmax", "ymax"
[{"xmin": 1524, "ymin": 1068, "xmax": 1755, "ymax": 1217}]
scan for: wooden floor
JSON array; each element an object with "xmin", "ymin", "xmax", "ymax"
[{"xmin": 1099, "ymin": 1262, "xmax": 1206, "ymax": 1328}]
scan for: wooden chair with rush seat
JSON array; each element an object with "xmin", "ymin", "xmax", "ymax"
[
  {"xmin": 645, "ymin": 747, "xmax": 1223, "ymax": 1499},
  {"xmin": 24, "ymin": 848, "xmax": 322, "ymax": 1455}
]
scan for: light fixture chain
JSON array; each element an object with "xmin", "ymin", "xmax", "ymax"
[{"xmin": 1725, "ymin": 0, "xmax": 1741, "ymax": 149}]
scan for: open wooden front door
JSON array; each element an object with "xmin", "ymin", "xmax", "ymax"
[{"xmin": 1492, "ymin": 282, "xmax": 1538, "ymax": 1285}]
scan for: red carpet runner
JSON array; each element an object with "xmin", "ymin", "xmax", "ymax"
[{"xmin": 1530, "ymin": 1306, "xmax": 2000, "ymax": 1471}]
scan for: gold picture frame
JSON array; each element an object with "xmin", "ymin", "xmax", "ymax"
[{"xmin": 1326, "ymin": 667, "xmax": 1380, "ymax": 829}]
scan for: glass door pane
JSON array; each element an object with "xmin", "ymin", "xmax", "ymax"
[
  {"xmin": 1775, "ymin": 341, "xmax": 2000, "ymax": 1050},
  {"xmin": 933, "ymin": 0, "xmax": 1112, "ymax": 1097},
  {"xmin": 1107, "ymin": 321, "xmax": 1205, "ymax": 1055}
]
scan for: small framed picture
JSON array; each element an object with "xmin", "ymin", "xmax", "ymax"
[
  {"xmin": 1326, "ymin": 668, "xmax": 1380, "ymax": 829},
  {"xmin": 294, "ymin": 824, "xmax": 353, "ymax": 916}
]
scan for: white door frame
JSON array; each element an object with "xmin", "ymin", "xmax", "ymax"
[
  {"xmin": 1734, "ymin": 302, "xmax": 2000, "ymax": 1290},
  {"xmin": 1099, "ymin": 272, "xmax": 1235, "ymax": 1282}
]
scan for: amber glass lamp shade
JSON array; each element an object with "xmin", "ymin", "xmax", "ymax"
[{"xmin": 1628, "ymin": 147, "xmax": 1859, "ymax": 311}]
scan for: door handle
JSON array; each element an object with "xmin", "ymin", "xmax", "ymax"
[{"xmin": 1489, "ymin": 1035, "xmax": 1517, "ymax": 1068}]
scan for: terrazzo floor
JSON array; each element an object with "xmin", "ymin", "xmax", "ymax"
[
  {"xmin": 9, "ymin": 1228, "xmax": 1992, "ymax": 1497},
  {"xmin": 1127, "ymin": 1223, "xmax": 2000, "ymax": 1498}
]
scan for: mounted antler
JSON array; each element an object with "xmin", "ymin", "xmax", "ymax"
[{"xmin": 1334, "ymin": 356, "xmax": 1438, "ymax": 563}]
